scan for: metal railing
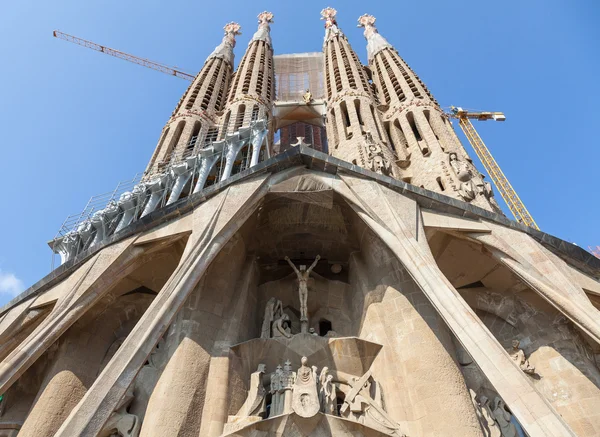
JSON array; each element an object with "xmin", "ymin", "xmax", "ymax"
[{"xmin": 50, "ymin": 119, "xmax": 269, "ymax": 269}]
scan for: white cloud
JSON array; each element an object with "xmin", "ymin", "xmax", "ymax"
[{"xmin": 0, "ymin": 270, "xmax": 24, "ymax": 297}]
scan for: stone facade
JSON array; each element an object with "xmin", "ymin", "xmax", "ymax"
[{"xmin": 3, "ymin": 8, "xmax": 600, "ymax": 437}]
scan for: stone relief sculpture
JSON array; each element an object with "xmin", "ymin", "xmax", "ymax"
[
  {"xmin": 285, "ymin": 255, "xmax": 320, "ymax": 327},
  {"xmin": 292, "ymin": 357, "xmax": 321, "ymax": 417},
  {"xmin": 226, "ymin": 358, "xmax": 405, "ymax": 436},
  {"xmin": 261, "ymin": 297, "xmax": 283, "ymax": 339},
  {"xmin": 236, "ymin": 364, "xmax": 267, "ymax": 418},
  {"xmin": 340, "ymin": 371, "xmax": 403, "ymax": 436},
  {"xmin": 509, "ymin": 340, "xmax": 535, "ymax": 375},
  {"xmin": 364, "ymin": 132, "xmax": 392, "ymax": 176}
]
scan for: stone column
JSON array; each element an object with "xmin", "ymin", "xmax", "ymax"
[
  {"xmin": 350, "ymin": 241, "xmax": 483, "ymax": 437},
  {"xmin": 140, "ymin": 236, "xmax": 250, "ymax": 437},
  {"xmin": 198, "ymin": 257, "xmax": 259, "ymax": 437}
]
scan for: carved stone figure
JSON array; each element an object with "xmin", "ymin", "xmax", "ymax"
[
  {"xmin": 341, "ymin": 372, "xmax": 403, "ymax": 436},
  {"xmin": 270, "ymin": 365, "xmax": 283, "ymax": 416},
  {"xmin": 474, "ymin": 393, "xmax": 501, "ymax": 437},
  {"xmin": 100, "ymin": 385, "xmax": 140, "ymax": 437},
  {"xmin": 236, "ymin": 364, "xmax": 267, "ymax": 418},
  {"xmin": 279, "ymin": 360, "xmax": 296, "ymax": 415},
  {"xmin": 285, "ymin": 255, "xmax": 320, "ymax": 322},
  {"xmin": 492, "ymin": 398, "xmax": 518, "ymax": 437},
  {"xmin": 318, "ymin": 367, "xmax": 336, "ymax": 415},
  {"xmin": 292, "ymin": 357, "xmax": 320, "ymax": 417},
  {"xmin": 261, "ymin": 297, "xmax": 283, "ymax": 339},
  {"xmin": 459, "ymin": 180, "xmax": 476, "ymax": 202},
  {"xmin": 364, "ymin": 132, "xmax": 392, "ymax": 176},
  {"xmin": 449, "ymin": 152, "xmax": 473, "ymax": 182},
  {"xmin": 510, "ymin": 340, "xmax": 535, "ymax": 374},
  {"xmin": 272, "ymin": 313, "xmax": 292, "ymax": 338}
]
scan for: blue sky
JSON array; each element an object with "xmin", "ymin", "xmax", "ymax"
[{"xmin": 0, "ymin": 0, "xmax": 598, "ymax": 306}]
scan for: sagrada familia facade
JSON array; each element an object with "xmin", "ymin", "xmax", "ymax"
[{"xmin": 0, "ymin": 8, "xmax": 599, "ymax": 437}]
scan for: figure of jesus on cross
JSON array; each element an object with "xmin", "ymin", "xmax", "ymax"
[{"xmin": 285, "ymin": 255, "xmax": 320, "ymax": 323}]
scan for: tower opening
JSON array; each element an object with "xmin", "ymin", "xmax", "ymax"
[{"xmin": 319, "ymin": 319, "xmax": 333, "ymax": 336}]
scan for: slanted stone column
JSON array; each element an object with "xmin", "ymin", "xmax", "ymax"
[
  {"xmin": 350, "ymin": 234, "xmax": 483, "ymax": 437},
  {"xmin": 18, "ymin": 295, "xmax": 152, "ymax": 437},
  {"xmin": 140, "ymin": 235, "xmax": 250, "ymax": 437}
]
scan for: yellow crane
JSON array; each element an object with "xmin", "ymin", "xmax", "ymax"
[{"xmin": 448, "ymin": 106, "xmax": 539, "ymax": 230}]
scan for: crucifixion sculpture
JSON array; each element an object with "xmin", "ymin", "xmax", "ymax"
[{"xmin": 284, "ymin": 255, "xmax": 320, "ymax": 322}]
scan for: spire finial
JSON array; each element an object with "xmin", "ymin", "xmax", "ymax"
[
  {"xmin": 320, "ymin": 7, "xmax": 338, "ymax": 27},
  {"xmin": 357, "ymin": 14, "xmax": 376, "ymax": 35},
  {"xmin": 207, "ymin": 21, "xmax": 241, "ymax": 65},
  {"xmin": 257, "ymin": 11, "xmax": 274, "ymax": 26},
  {"xmin": 357, "ymin": 13, "xmax": 392, "ymax": 60},
  {"xmin": 251, "ymin": 11, "xmax": 274, "ymax": 46},
  {"xmin": 321, "ymin": 7, "xmax": 341, "ymax": 45}
]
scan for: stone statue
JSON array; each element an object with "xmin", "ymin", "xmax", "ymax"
[
  {"xmin": 303, "ymin": 89, "xmax": 313, "ymax": 104},
  {"xmin": 474, "ymin": 393, "xmax": 501, "ymax": 437},
  {"xmin": 341, "ymin": 372, "xmax": 403, "ymax": 436},
  {"xmin": 236, "ymin": 364, "xmax": 267, "ymax": 418},
  {"xmin": 492, "ymin": 398, "xmax": 518, "ymax": 437},
  {"xmin": 270, "ymin": 365, "xmax": 283, "ymax": 416},
  {"xmin": 261, "ymin": 297, "xmax": 283, "ymax": 339},
  {"xmin": 292, "ymin": 357, "xmax": 320, "ymax": 417},
  {"xmin": 284, "ymin": 255, "xmax": 320, "ymax": 322},
  {"xmin": 458, "ymin": 180, "xmax": 476, "ymax": 202},
  {"xmin": 309, "ymin": 327, "xmax": 318, "ymax": 336},
  {"xmin": 272, "ymin": 313, "xmax": 292, "ymax": 338},
  {"xmin": 279, "ymin": 360, "xmax": 296, "ymax": 415},
  {"xmin": 318, "ymin": 367, "xmax": 336, "ymax": 414},
  {"xmin": 324, "ymin": 375, "xmax": 337, "ymax": 415},
  {"xmin": 100, "ymin": 385, "xmax": 141, "ymax": 437},
  {"xmin": 449, "ymin": 152, "xmax": 473, "ymax": 182},
  {"xmin": 510, "ymin": 340, "xmax": 535, "ymax": 374}
]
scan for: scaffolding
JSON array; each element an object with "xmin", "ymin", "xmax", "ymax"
[{"xmin": 274, "ymin": 53, "xmax": 325, "ymax": 101}]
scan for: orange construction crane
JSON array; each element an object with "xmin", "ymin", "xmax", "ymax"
[
  {"xmin": 448, "ymin": 106, "xmax": 539, "ymax": 230},
  {"xmin": 53, "ymin": 30, "xmax": 195, "ymax": 81}
]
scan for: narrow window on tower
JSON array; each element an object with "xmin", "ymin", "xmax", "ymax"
[
  {"xmin": 393, "ymin": 119, "xmax": 409, "ymax": 149},
  {"xmin": 436, "ymin": 177, "xmax": 446, "ymax": 191},
  {"xmin": 384, "ymin": 121, "xmax": 396, "ymax": 151},
  {"xmin": 251, "ymin": 104, "xmax": 259, "ymax": 122},
  {"xmin": 166, "ymin": 120, "xmax": 185, "ymax": 160},
  {"xmin": 340, "ymin": 101, "xmax": 351, "ymax": 139},
  {"xmin": 370, "ymin": 105, "xmax": 384, "ymax": 142},
  {"xmin": 234, "ymin": 105, "xmax": 246, "ymax": 131},
  {"xmin": 354, "ymin": 100, "xmax": 364, "ymax": 126},
  {"xmin": 329, "ymin": 109, "xmax": 339, "ymax": 147},
  {"xmin": 220, "ymin": 111, "xmax": 231, "ymax": 139},
  {"xmin": 185, "ymin": 121, "xmax": 202, "ymax": 157}
]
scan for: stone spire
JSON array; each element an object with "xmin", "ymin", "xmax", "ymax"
[
  {"xmin": 222, "ymin": 11, "xmax": 275, "ymax": 136},
  {"xmin": 321, "ymin": 8, "xmax": 399, "ymax": 178},
  {"xmin": 250, "ymin": 11, "xmax": 274, "ymax": 46},
  {"xmin": 145, "ymin": 22, "xmax": 241, "ymax": 175},
  {"xmin": 208, "ymin": 21, "xmax": 242, "ymax": 67},
  {"xmin": 208, "ymin": 11, "xmax": 275, "ymax": 182},
  {"xmin": 360, "ymin": 14, "xmax": 501, "ymax": 212},
  {"xmin": 357, "ymin": 14, "xmax": 392, "ymax": 61}
]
